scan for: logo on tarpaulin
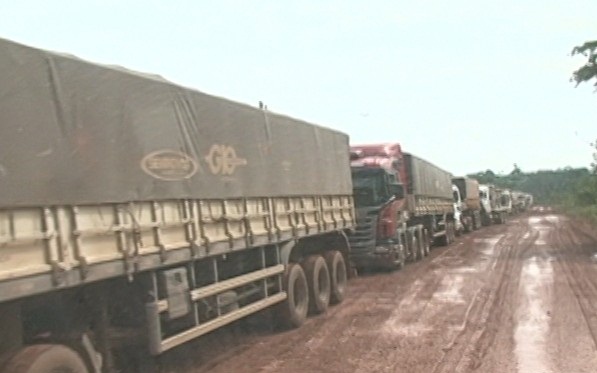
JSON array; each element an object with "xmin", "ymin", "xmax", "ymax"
[
  {"xmin": 141, "ymin": 150, "xmax": 199, "ymax": 181},
  {"xmin": 204, "ymin": 144, "xmax": 247, "ymax": 175}
]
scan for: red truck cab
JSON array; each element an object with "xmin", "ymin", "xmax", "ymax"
[{"xmin": 349, "ymin": 143, "xmax": 408, "ymax": 270}]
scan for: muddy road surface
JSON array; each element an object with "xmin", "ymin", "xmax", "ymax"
[{"xmin": 159, "ymin": 212, "xmax": 597, "ymax": 373}]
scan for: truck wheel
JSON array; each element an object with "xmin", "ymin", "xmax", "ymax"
[
  {"xmin": 396, "ymin": 244, "xmax": 406, "ymax": 269},
  {"xmin": 278, "ymin": 263, "xmax": 309, "ymax": 328},
  {"xmin": 436, "ymin": 226, "xmax": 449, "ymax": 247},
  {"xmin": 449, "ymin": 222, "xmax": 456, "ymax": 243},
  {"xmin": 419, "ymin": 228, "xmax": 430, "ymax": 257},
  {"xmin": 2, "ymin": 344, "xmax": 89, "ymax": 373},
  {"xmin": 464, "ymin": 217, "xmax": 473, "ymax": 233},
  {"xmin": 422, "ymin": 229, "xmax": 431, "ymax": 255},
  {"xmin": 301, "ymin": 255, "xmax": 330, "ymax": 314},
  {"xmin": 416, "ymin": 228, "xmax": 425, "ymax": 258},
  {"xmin": 407, "ymin": 232, "xmax": 418, "ymax": 262},
  {"xmin": 324, "ymin": 251, "xmax": 347, "ymax": 304},
  {"xmin": 384, "ymin": 243, "xmax": 405, "ymax": 271}
]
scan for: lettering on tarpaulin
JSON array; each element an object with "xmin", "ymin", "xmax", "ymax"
[
  {"xmin": 141, "ymin": 150, "xmax": 199, "ymax": 181},
  {"xmin": 205, "ymin": 144, "xmax": 248, "ymax": 175}
]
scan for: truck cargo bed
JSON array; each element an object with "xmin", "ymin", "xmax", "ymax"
[
  {"xmin": 0, "ymin": 38, "xmax": 355, "ymax": 302},
  {"xmin": 0, "ymin": 196, "xmax": 353, "ymax": 302},
  {"xmin": 403, "ymin": 153, "xmax": 453, "ymax": 215}
]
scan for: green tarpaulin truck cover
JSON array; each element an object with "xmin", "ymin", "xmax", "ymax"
[{"xmin": 0, "ymin": 38, "xmax": 352, "ymax": 207}]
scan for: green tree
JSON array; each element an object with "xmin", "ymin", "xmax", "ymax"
[
  {"xmin": 571, "ymin": 40, "xmax": 597, "ymax": 88},
  {"xmin": 591, "ymin": 140, "xmax": 597, "ymax": 174},
  {"xmin": 510, "ymin": 163, "xmax": 522, "ymax": 176}
]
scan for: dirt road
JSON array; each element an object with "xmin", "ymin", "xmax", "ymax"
[{"xmin": 160, "ymin": 212, "xmax": 597, "ymax": 373}]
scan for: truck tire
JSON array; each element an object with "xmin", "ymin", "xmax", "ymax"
[
  {"xmin": 396, "ymin": 243, "xmax": 406, "ymax": 269},
  {"xmin": 413, "ymin": 234, "xmax": 421, "ymax": 261},
  {"xmin": 324, "ymin": 250, "xmax": 347, "ymax": 304},
  {"xmin": 436, "ymin": 228, "xmax": 449, "ymax": 246},
  {"xmin": 278, "ymin": 263, "xmax": 309, "ymax": 328},
  {"xmin": 407, "ymin": 231, "xmax": 418, "ymax": 262},
  {"xmin": 481, "ymin": 212, "xmax": 491, "ymax": 226},
  {"xmin": 416, "ymin": 228, "xmax": 425, "ymax": 258},
  {"xmin": 417, "ymin": 228, "xmax": 429, "ymax": 257},
  {"xmin": 2, "ymin": 344, "xmax": 89, "ymax": 373},
  {"xmin": 422, "ymin": 229, "xmax": 431, "ymax": 256},
  {"xmin": 447, "ymin": 222, "xmax": 454, "ymax": 244},
  {"xmin": 301, "ymin": 255, "xmax": 330, "ymax": 314},
  {"xmin": 463, "ymin": 217, "xmax": 472, "ymax": 233},
  {"xmin": 385, "ymin": 243, "xmax": 405, "ymax": 271}
]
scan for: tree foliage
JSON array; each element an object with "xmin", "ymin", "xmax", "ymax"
[
  {"xmin": 467, "ymin": 167, "xmax": 591, "ymax": 204},
  {"xmin": 591, "ymin": 140, "xmax": 597, "ymax": 174},
  {"xmin": 468, "ymin": 165, "xmax": 597, "ymax": 221},
  {"xmin": 571, "ymin": 40, "xmax": 597, "ymax": 88}
]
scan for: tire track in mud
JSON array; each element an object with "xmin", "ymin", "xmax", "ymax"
[
  {"xmin": 430, "ymin": 219, "xmax": 538, "ymax": 373},
  {"xmin": 256, "ymin": 235, "xmax": 487, "ymax": 373},
  {"xmin": 168, "ymin": 214, "xmax": 597, "ymax": 373},
  {"xmin": 185, "ymin": 229, "xmax": 499, "ymax": 373},
  {"xmin": 346, "ymin": 226, "xmax": 515, "ymax": 373},
  {"xmin": 551, "ymin": 219, "xmax": 597, "ymax": 350},
  {"xmin": 186, "ymin": 258, "xmax": 436, "ymax": 372}
]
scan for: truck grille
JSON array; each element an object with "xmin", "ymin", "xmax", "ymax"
[{"xmin": 348, "ymin": 209, "xmax": 378, "ymax": 254}]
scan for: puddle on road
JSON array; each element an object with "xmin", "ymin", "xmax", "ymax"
[
  {"xmin": 433, "ymin": 275, "xmax": 465, "ymax": 304},
  {"xmin": 528, "ymin": 216, "xmax": 543, "ymax": 225},
  {"xmin": 474, "ymin": 237, "xmax": 501, "ymax": 245},
  {"xmin": 535, "ymin": 229, "xmax": 550, "ymax": 246},
  {"xmin": 528, "ymin": 216, "xmax": 558, "ymax": 246},
  {"xmin": 381, "ymin": 279, "xmax": 433, "ymax": 337},
  {"xmin": 386, "ymin": 322, "xmax": 432, "ymax": 337},
  {"xmin": 515, "ymin": 256, "xmax": 554, "ymax": 373},
  {"xmin": 452, "ymin": 266, "xmax": 478, "ymax": 274},
  {"xmin": 473, "ymin": 237, "xmax": 501, "ymax": 257},
  {"xmin": 528, "ymin": 215, "xmax": 562, "ymax": 227}
]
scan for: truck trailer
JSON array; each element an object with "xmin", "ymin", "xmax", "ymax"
[
  {"xmin": 0, "ymin": 38, "xmax": 355, "ymax": 373},
  {"xmin": 348, "ymin": 144, "xmax": 455, "ymax": 271}
]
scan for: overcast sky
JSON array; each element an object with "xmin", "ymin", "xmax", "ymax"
[{"xmin": 1, "ymin": 1, "xmax": 596, "ymax": 175}]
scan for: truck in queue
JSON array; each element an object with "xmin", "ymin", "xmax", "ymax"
[
  {"xmin": 0, "ymin": 38, "xmax": 355, "ymax": 373},
  {"xmin": 479, "ymin": 184, "xmax": 507, "ymax": 225},
  {"xmin": 511, "ymin": 190, "xmax": 526, "ymax": 213},
  {"xmin": 348, "ymin": 144, "xmax": 455, "ymax": 271},
  {"xmin": 452, "ymin": 177, "xmax": 482, "ymax": 233},
  {"xmin": 499, "ymin": 189, "xmax": 513, "ymax": 215}
]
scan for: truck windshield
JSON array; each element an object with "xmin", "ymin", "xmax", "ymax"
[{"xmin": 351, "ymin": 168, "xmax": 390, "ymax": 207}]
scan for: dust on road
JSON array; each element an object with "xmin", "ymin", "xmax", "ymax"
[{"xmin": 160, "ymin": 213, "xmax": 597, "ymax": 373}]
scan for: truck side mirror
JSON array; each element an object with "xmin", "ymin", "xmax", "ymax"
[{"xmin": 389, "ymin": 183, "xmax": 404, "ymax": 199}]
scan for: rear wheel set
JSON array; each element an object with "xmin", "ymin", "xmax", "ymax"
[{"xmin": 277, "ymin": 250, "xmax": 347, "ymax": 328}]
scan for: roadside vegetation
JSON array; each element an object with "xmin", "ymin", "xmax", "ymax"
[
  {"xmin": 466, "ymin": 39, "xmax": 597, "ymax": 222},
  {"xmin": 467, "ymin": 166, "xmax": 597, "ymax": 223}
]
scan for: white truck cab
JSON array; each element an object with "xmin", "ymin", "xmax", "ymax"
[
  {"xmin": 479, "ymin": 184, "xmax": 492, "ymax": 213},
  {"xmin": 452, "ymin": 184, "xmax": 464, "ymax": 234}
]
